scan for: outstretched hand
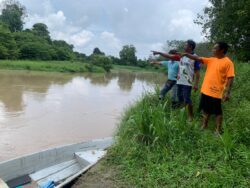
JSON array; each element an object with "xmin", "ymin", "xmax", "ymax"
[{"xmin": 151, "ymin": 50, "xmax": 159, "ymax": 56}]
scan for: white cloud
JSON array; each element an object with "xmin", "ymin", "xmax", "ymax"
[
  {"xmin": 100, "ymin": 31, "xmax": 122, "ymax": 50},
  {"xmin": 0, "ymin": 0, "xmax": 4, "ymax": 6},
  {"xmin": 54, "ymin": 30, "xmax": 94, "ymax": 47},
  {"xmin": 150, "ymin": 43, "xmax": 164, "ymax": 51},
  {"xmin": 124, "ymin": 8, "xmax": 128, "ymax": 12},
  {"xmin": 168, "ymin": 9, "xmax": 203, "ymax": 41},
  {"xmin": 24, "ymin": 10, "xmax": 94, "ymax": 50},
  {"xmin": 18, "ymin": 0, "xmax": 208, "ymax": 58},
  {"xmin": 25, "ymin": 11, "xmax": 66, "ymax": 30},
  {"xmin": 42, "ymin": 0, "xmax": 54, "ymax": 15}
]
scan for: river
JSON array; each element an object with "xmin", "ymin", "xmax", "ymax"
[{"xmin": 0, "ymin": 69, "xmax": 164, "ymax": 161}]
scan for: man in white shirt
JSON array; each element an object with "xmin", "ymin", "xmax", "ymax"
[{"xmin": 177, "ymin": 40, "xmax": 200, "ymax": 121}]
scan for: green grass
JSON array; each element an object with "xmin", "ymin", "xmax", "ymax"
[
  {"xmin": 105, "ymin": 62, "xmax": 250, "ymax": 187},
  {"xmin": 0, "ymin": 60, "xmax": 105, "ymax": 73},
  {"xmin": 112, "ymin": 64, "xmax": 165, "ymax": 73},
  {"xmin": 0, "ymin": 60, "xmax": 162, "ymax": 74}
]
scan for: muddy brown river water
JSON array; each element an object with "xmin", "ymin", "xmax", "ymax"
[{"xmin": 0, "ymin": 70, "xmax": 164, "ymax": 161}]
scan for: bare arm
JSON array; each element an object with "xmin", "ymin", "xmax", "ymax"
[
  {"xmin": 151, "ymin": 51, "xmax": 177, "ymax": 60},
  {"xmin": 182, "ymin": 53, "xmax": 203, "ymax": 63},
  {"xmin": 150, "ymin": 61, "xmax": 162, "ymax": 65},
  {"xmin": 223, "ymin": 77, "xmax": 234, "ymax": 102}
]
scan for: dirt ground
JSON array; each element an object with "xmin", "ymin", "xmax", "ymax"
[{"xmin": 71, "ymin": 158, "xmax": 130, "ymax": 188}]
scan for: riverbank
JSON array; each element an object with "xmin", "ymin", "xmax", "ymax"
[
  {"xmin": 74, "ymin": 62, "xmax": 250, "ymax": 187},
  {"xmin": 0, "ymin": 60, "xmax": 160, "ymax": 74},
  {"xmin": 0, "ymin": 60, "xmax": 105, "ymax": 73},
  {"xmin": 112, "ymin": 64, "xmax": 164, "ymax": 73}
]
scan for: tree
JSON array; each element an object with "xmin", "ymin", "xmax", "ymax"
[
  {"xmin": 74, "ymin": 52, "xmax": 86, "ymax": 62},
  {"xmin": 0, "ymin": 22, "xmax": 18, "ymax": 59},
  {"xmin": 32, "ymin": 23, "xmax": 51, "ymax": 43},
  {"xmin": 195, "ymin": 42, "xmax": 213, "ymax": 57},
  {"xmin": 52, "ymin": 40, "xmax": 74, "ymax": 60},
  {"xmin": 137, "ymin": 59, "xmax": 148, "ymax": 68},
  {"xmin": 53, "ymin": 40, "xmax": 74, "ymax": 51},
  {"xmin": 0, "ymin": 0, "xmax": 26, "ymax": 32},
  {"xmin": 164, "ymin": 40, "xmax": 185, "ymax": 52},
  {"xmin": 92, "ymin": 47, "xmax": 105, "ymax": 56},
  {"xmin": 164, "ymin": 40, "xmax": 212, "ymax": 57},
  {"xmin": 90, "ymin": 55, "xmax": 112, "ymax": 72},
  {"xmin": 53, "ymin": 47, "xmax": 73, "ymax": 60},
  {"xmin": 195, "ymin": 0, "xmax": 250, "ymax": 61},
  {"xmin": 119, "ymin": 45, "xmax": 137, "ymax": 65},
  {"xmin": 13, "ymin": 30, "xmax": 54, "ymax": 60},
  {"xmin": 109, "ymin": 55, "xmax": 121, "ymax": 64}
]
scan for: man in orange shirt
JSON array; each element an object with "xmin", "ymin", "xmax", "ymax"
[{"xmin": 182, "ymin": 42, "xmax": 235, "ymax": 134}]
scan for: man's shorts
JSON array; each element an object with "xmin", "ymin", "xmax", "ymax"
[
  {"xmin": 177, "ymin": 84, "xmax": 192, "ymax": 104},
  {"xmin": 199, "ymin": 93, "xmax": 222, "ymax": 115}
]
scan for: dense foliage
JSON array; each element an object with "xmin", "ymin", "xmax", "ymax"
[
  {"xmin": 119, "ymin": 45, "xmax": 137, "ymax": 66},
  {"xmin": 195, "ymin": 0, "xmax": 250, "ymax": 61},
  {"xmin": 0, "ymin": 0, "xmax": 149, "ymax": 70},
  {"xmin": 0, "ymin": 0, "xmax": 26, "ymax": 32},
  {"xmin": 165, "ymin": 40, "xmax": 213, "ymax": 57}
]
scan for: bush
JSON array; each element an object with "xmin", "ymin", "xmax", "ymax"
[{"xmin": 90, "ymin": 55, "xmax": 113, "ymax": 72}]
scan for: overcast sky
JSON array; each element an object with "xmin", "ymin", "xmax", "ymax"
[{"xmin": 13, "ymin": 0, "xmax": 209, "ymax": 58}]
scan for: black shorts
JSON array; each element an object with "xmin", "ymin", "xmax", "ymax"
[{"xmin": 199, "ymin": 93, "xmax": 222, "ymax": 115}]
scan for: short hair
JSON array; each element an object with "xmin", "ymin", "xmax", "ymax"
[
  {"xmin": 187, "ymin": 40, "xmax": 196, "ymax": 50},
  {"xmin": 168, "ymin": 49, "xmax": 178, "ymax": 54},
  {"xmin": 216, "ymin": 41, "xmax": 229, "ymax": 54}
]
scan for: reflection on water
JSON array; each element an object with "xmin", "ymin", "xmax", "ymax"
[{"xmin": 0, "ymin": 70, "xmax": 164, "ymax": 161}]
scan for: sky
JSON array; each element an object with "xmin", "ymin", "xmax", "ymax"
[{"xmin": 3, "ymin": 0, "xmax": 209, "ymax": 58}]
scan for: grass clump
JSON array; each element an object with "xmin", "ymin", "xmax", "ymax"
[{"xmin": 106, "ymin": 62, "xmax": 250, "ymax": 187}]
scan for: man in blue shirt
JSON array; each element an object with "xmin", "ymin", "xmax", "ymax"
[{"xmin": 150, "ymin": 49, "xmax": 179, "ymax": 107}]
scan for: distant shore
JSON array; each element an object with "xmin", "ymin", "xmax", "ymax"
[{"xmin": 0, "ymin": 60, "xmax": 161, "ymax": 74}]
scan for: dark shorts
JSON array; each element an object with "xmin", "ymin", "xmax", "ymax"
[
  {"xmin": 199, "ymin": 93, "xmax": 222, "ymax": 115},
  {"xmin": 177, "ymin": 84, "xmax": 192, "ymax": 104}
]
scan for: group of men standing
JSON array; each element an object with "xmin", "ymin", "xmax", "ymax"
[{"xmin": 151, "ymin": 40, "xmax": 235, "ymax": 134}]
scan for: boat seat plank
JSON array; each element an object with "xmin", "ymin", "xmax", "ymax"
[
  {"xmin": 75, "ymin": 150, "xmax": 106, "ymax": 164},
  {"xmin": 37, "ymin": 163, "xmax": 81, "ymax": 187},
  {"xmin": 30, "ymin": 160, "xmax": 76, "ymax": 181}
]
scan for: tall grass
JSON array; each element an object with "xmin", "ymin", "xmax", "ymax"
[{"xmin": 106, "ymin": 62, "xmax": 250, "ymax": 187}]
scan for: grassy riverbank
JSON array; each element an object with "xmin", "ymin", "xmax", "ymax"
[
  {"xmin": 75, "ymin": 62, "xmax": 250, "ymax": 187},
  {"xmin": 0, "ymin": 60, "xmax": 160, "ymax": 74},
  {"xmin": 0, "ymin": 60, "xmax": 105, "ymax": 73},
  {"xmin": 112, "ymin": 64, "xmax": 164, "ymax": 73}
]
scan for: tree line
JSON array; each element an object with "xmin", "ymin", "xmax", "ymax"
[
  {"xmin": 195, "ymin": 0, "xmax": 249, "ymax": 61},
  {"xmin": 0, "ymin": 0, "xmax": 248, "ymax": 68},
  {"xmin": 0, "ymin": 0, "xmax": 87, "ymax": 61},
  {"xmin": 0, "ymin": 0, "xmax": 143, "ymax": 69}
]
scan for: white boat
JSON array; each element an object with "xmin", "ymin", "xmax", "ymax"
[{"xmin": 0, "ymin": 137, "xmax": 113, "ymax": 188}]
